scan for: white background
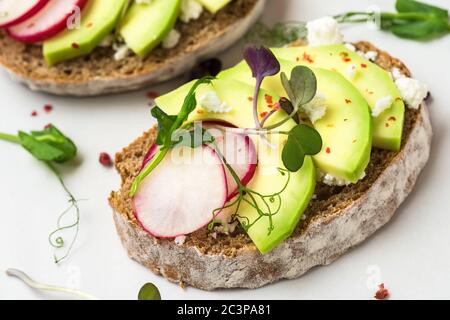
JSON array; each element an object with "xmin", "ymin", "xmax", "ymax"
[{"xmin": 0, "ymin": 0, "xmax": 449, "ymax": 300}]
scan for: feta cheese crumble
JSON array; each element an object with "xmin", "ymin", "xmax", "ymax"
[
  {"xmin": 174, "ymin": 235, "xmax": 186, "ymax": 246},
  {"xmin": 391, "ymin": 67, "xmax": 405, "ymax": 81},
  {"xmin": 357, "ymin": 50, "xmax": 378, "ymax": 62},
  {"xmin": 180, "ymin": 0, "xmax": 203, "ymax": 23},
  {"xmin": 395, "ymin": 77, "xmax": 428, "ymax": 110},
  {"xmin": 162, "ymin": 29, "xmax": 181, "ymax": 49},
  {"xmin": 372, "ymin": 95, "xmax": 393, "ymax": 117},
  {"xmin": 300, "ymin": 93, "xmax": 327, "ymax": 123},
  {"xmin": 199, "ymin": 91, "xmax": 232, "ymax": 113},
  {"xmin": 317, "ymin": 169, "xmax": 366, "ymax": 186},
  {"xmin": 344, "ymin": 43, "xmax": 356, "ymax": 52},
  {"xmin": 306, "ymin": 17, "xmax": 343, "ymax": 46},
  {"xmin": 346, "ymin": 64, "xmax": 358, "ymax": 79},
  {"xmin": 113, "ymin": 43, "xmax": 130, "ymax": 61}
]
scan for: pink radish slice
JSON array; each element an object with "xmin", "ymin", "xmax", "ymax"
[
  {"xmin": 7, "ymin": 0, "xmax": 88, "ymax": 43},
  {"xmin": 0, "ymin": 0, "xmax": 49, "ymax": 28},
  {"xmin": 141, "ymin": 143, "xmax": 158, "ymax": 169},
  {"xmin": 204, "ymin": 125, "xmax": 257, "ymax": 200},
  {"xmin": 134, "ymin": 145, "xmax": 228, "ymax": 238}
]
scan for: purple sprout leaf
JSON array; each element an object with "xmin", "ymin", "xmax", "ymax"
[{"xmin": 244, "ymin": 44, "xmax": 281, "ymax": 128}]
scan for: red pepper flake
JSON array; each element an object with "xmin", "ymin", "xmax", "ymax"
[
  {"xmin": 86, "ymin": 22, "xmax": 93, "ymax": 28},
  {"xmin": 374, "ymin": 283, "xmax": 389, "ymax": 300},
  {"xmin": 302, "ymin": 52, "xmax": 314, "ymax": 63},
  {"xmin": 99, "ymin": 152, "xmax": 113, "ymax": 167},
  {"xmin": 343, "ymin": 57, "xmax": 352, "ymax": 63},
  {"xmin": 146, "ymin": 91, "xmax": 159, "ymax": 99},
  {"xmin": 196, "ymin": 109, "xmax": 204, "ymax": 114},
  {"xmin": 71, "ymin": 42, "xmax": 79, "ymax": 49},
  {"xmin": 345, "ymin": 98, "xmax": 352, "ymax": 104},
  {"xmin": 247, "ymin": 96, "xmax": 253, "ymax": 102},
  {"xmin": 260, "ymin": 111, "xmax": 269, "ymax": 119},
  {"xmin": 31, "ymin": 110, "xmax": 38, "ymax": 117},
  {"xmin": 272, "ymin": 102, "xmax": 281, "ymax": 110},
  {"xmin": 264, "ymin": 94, "xmax": 273, "ymax": 105},
  {"xmin": 326, "ymin": 147, "xmax": 331, "ymax": 154},
  {"xmin": 385, "ymin": 123, "xmax": 390, "ymax": 128},
  {"xmin": 44, "ymin": 104, "xmax": 53, "ymax": 113},
  {"xmin": 388, "ymin": 116, "xmax": 397, "ymax": 122},
  {"xmin": 361, "ymin": 63, "xmax": 368, "ymax": 68}
]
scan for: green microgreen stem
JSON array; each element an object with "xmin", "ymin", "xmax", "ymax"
[
  {"xmin": 46, "ymin": 163, "xmax": 81, "ymax": 264},
  {"xmin": 0, "ymin": 132, "xmax": 20, "ymax": 144},
  {"xmin": 130, "ymin": 148, "xmax": 168, "ymax": 196},
  {"xmin": 6, "ymin": 269, "xmax": 97, "ymax": 300}
]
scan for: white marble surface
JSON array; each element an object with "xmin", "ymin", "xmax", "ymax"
[{"xmin": 0, "ymin": 0, "xmax": 449, "ymax": 300}]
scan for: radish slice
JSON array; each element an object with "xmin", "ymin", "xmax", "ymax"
[
  {"xmin": 134, "ymin": 145, "xmax": 228, "ymax": 238},
  {"xmin": 7, "ymin": 0, "xmax": 88, "ymax": 43},
  {"xmin": 0, "ymin": 0, "xmax": 49, "ymax": 28},
  {"xmin": 141, "ymin": 143, "xmax": 158, "ymax": 169},
  {"xmin": 204, "ymin": 125, "xmax": 257, "ymax": 200}
]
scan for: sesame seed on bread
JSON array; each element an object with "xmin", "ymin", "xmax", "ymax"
[
  {"xmin": 0, "ymin": 0, "xmax": 265, "ymax": 96},
  {"xmin": 109, "ymin": 42, "xmax": 432, "ymax": 290}
]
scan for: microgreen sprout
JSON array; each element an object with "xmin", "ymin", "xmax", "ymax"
[
  {"xmin": 6, "ymin": 268, "xmax": 97, "ymax": 300},
  {"xmin": 335, "ymin": 0, "xmax": 449, "ymax": 40},
  {"xmin": 0, "ymin": 124, "xmax": 80, "ymax": 263}
]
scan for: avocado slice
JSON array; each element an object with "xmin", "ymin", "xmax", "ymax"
[
  {"xmin": 43, "ymin": 0, "xmax": 129, "ymax": 65},
  {"xmin": 219, "ymin": 60, "xmax": 372, "ymax": 183},
  {"xmin": 119, "ymin": 0, "xmax": 181, "ymax": 57},
  {"xmin": 271, "ymin": 45, "xmax": 405, "ymax": 151},
  {"xmin": 156, "ymin": 79, "xmax": 316, "ymax": 254},
  {"xmin": 197, "ymin": 0, "xmax": 232, "ymax": 13}
]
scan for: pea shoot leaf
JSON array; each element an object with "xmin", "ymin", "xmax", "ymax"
[
  {"xmin": 282, "ymin": 124, "xmax": 322, "ymax": 172},
  {"xmin": 138, "ymin": 283, "xmax": 161, "ymax": 300},
  {"xmin": 391, "ymin": 17, "xmax": 450, "ymax": 40},
  {"xmin": 18, "ymin": 124, "xmax": 77, "ymax": 163},
  {"xmin": 281, "ymin": 66, "xmax": 317, "ymax": 109},
  {"xmin": 396, "ymin": 0, "xmax": 448, "ymax": 18}
]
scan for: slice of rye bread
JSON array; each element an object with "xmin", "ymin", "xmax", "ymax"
[
  {"xmin": 0, "ymin": 0, "xmax": 265, "ymax": 96},
  {"xmin": 109, "ymin": 41, "xmax": 433, "ymax": 290}
]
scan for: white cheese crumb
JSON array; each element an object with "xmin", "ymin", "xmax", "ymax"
[
  {"xmin": 306, "ymin": 17, "xmax": 343, "ymax": 46},
  {"xmin": 344, "ymin": 43, "xmax": 356, "ymax": 52},
  {"xmin": 113, "ymin": 44, "xmax": 130, "ymax": 61},
  {"xmin": 395, "ymin": 77, "xmax": 428, "ymax": 110},
  {"xmin": 301, "ymin": 93, "xmax": 327, "ymax": 123},
  {"xmin": 357, "ymin": 50, "xmax": 378, "ymax": 62},
  {"xmin": 199, "ymin": 91, "xmax": 232, "ymax": 113},
  {"xmin": 317, "ymin": 169, "xmax": 366, "ymax": 186},
  {"xmin": 174, "ymin": 235, "xmax": 186, "ymax": 245},
  {"xmin": 213, "ymin": 221, "xmax": 238, "ymax": 235},
  {"xmin": 346, "ymin": 64, "xmax": 358, "ymax": 79},
  {"xmin": 180, "ymin": 0, "xmax": 203, "ymax": 23},
  {"xmin": 372, "ymin": 95, "xmax": 393, "ymax": 117},
  {"xmin": 391, "ymin": 67, "xmax": 406, "ymax": 81},
  {"xmin": 162, "ymin": 29, "xmax": 181, "ymax": 49}
]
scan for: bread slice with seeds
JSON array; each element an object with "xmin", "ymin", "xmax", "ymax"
[
  {"xmin": 0, "ymin": 0, "xmax": 265, "ymax": 96},
  {"xmin": 109, "ymin": 42, "xmax": 432, "ymax": 290}
]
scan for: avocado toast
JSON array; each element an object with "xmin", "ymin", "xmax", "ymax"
[
  {"xmin": 0, "ymin": 0, "xmax": 265, "ymax": 96},
  {"xmin": 109, "ymin": 41, "xmax": 431, "ymax": 290}
]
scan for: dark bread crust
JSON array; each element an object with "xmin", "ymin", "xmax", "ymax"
[
  {"xmin": 0, "ymin": 0, "xmax": 263, "ymax": 96},
  {"xmin": 109, "ymin": 42, "xmax": 432, "ymax": 289}
]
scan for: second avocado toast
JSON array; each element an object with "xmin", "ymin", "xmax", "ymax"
[{"xmin": 110, "ymin": 41, "xmax": 431, "ymax": 290}]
